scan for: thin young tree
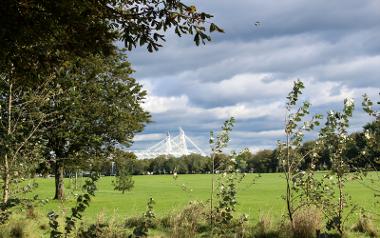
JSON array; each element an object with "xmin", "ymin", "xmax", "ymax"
[
  {"xmin": 361, "ymin": 93, "xmax": 380, "ymax": 214},
  {"xmin": 0, "ymin": 71, "xmax": 57, "ymax": 205},
  {"xmin": 278, "ymin": 80, "xmax": 321, "ymax": 227},
  {"xmin": 209, "ymin": 117, "xmax": 235, "ymax": 234},
  {"xmin": 317, "ymin": 98, "xmax": 356, "ymax": 235}
]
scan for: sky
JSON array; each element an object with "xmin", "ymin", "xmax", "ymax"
[{"xmin": 127, "ymin": 0, "xmax": 380, "ymax": 154}]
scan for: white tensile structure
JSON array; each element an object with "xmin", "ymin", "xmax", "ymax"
[{"xmin": 133, "ymin": 127, "xmax": 206, "ymax": 159}]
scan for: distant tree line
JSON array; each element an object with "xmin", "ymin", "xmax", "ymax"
[{"xmin": 90, "ymin": 119, "xmax": 379, "ymax": 176}]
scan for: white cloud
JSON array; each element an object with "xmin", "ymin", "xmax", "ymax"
[
  {"xmin": 209, "ymin": 102, "xmax": 284, "ymax": 120},
  {"xmin": 233, "ymin": 130, "xmax": 284, "ymax": 139},
  {"xmin": 198, "ymin": 73, "xmax": 293, "ymax": 102},
  {"xmin": 143, "ymin": 91, "xmax": 285, "ymax": 121},
  {"xmin": 134, "ymin": 133, "xmax": 165, "ymax": 141},
  {"xmin": 143, "ymin": 95, "xmax": 189, "ymax": 113},
  {"xmin": 303, "ymin": 80, "xmax": 355, "ymax": 106}
]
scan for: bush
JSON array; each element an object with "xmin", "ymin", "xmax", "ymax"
[
  {"xmin": 253, "ymin": 214, "xmax": 280, "ymax": 238},
  {"xmin": 125, "ymin": 197, "xmax": 157, "ymax": 237},
  {"xmin": 163, "ymin": 201, "xmax": 208, "ymax": 238},
  {"xmin": 78, "ymin": 213, "xmax": 128, "ymax": 238},
  {"xmin": 352, "ymin": 214, "xmax": 378, "ymax": 238},
  {"xmin": 291, "ymin": 206, "xmax": 322, "ymax": 238},
  {"xmin": 125, "ymin": 216, "xmax": 149, "ymax": 229},
  {"xmin": 10, "ymin": 222, "xmax": 25, "ymax": 238},
  {"xmin": 0, "ymin": 217, "xmax": 43, "ymax": 238}
]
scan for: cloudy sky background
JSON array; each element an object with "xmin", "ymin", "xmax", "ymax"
[{"xmin": 127, "ymin": 0, "xmax": 380, "ymax": 154}]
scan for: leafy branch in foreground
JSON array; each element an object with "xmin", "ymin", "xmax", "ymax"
[
  {"xmin": 1, "ymin": 0, "xmax": 223, "ymax": 75},
  {"xmin": 48, "ymin": 171, "xmax": 100, "ymax": 237}
]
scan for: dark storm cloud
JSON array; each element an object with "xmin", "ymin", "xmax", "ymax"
[{"xmin": 128, "ymin": 0, "xmax": 380, "ymax": 153}]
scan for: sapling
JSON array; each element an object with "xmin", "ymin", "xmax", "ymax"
[
  {"xmin": 362, "ymin": 94, "xmax": 380, "ymax": 171},
  {"xmin": 112, "ymin": 151, "xmax": 135, "ymax": 194},
  {"xmin": 208, "ymin": 117, "xmax": 235, "ymax": 234},
  {"xmin": 316, "ymin": 97, "xmax": 356, "ymax": 235},
  {"xmin": 278, "ymin": 80, "xmax": 322, "ymax": 227},
  {"xmin": 214, "ymin": 171, "xmax": 245, "ymax": 236},
  {"xmin": 132, "ymin": 197, "xmax": 156, "ymax": 237},
  {"xmin": 361, "ymin": 93, "xmax": 380, "ymax": 213},
  {"xmin": 0, "ymin": 71, "xmax": 56, "ymax": 224}
]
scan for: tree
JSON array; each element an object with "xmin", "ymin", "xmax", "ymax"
[
  {"xmin": 362, "ymin": 94, "xmax": 380, "ymax": 168},
  {"xmin": 278, "ymin": 80, "xmax": 321, "ymax": 228},
  {"xmin": 133, "ymin": 159, "xmax": 150, "ymax": 175},
  {"xmin": 0, "ymin": 0, "xmax": 222, "ymax": 80},
  {"xmin": 1, "ymin": 0, "xmax": 223, "ymax": 201},
  {"xmin": 235, "ymin": 149, "xmax": 251, "ymax": 172},
  {"xmin": 163, "ymin": 157, "xmax": 176, "ymax": 174},
  {"xmin": 316, "ymin": 98, "xmax": 355, "ymax": 235},
  {"xmin": 248, "ymin": 150, "xmax": 276, "ymax": 173},
  {"xmin": 149, "ymin": 155, "xmax": 167, "ymax": 174},
  {"xmin": 362, "ymin": 121, "xmax": 380, "ymax": 167},
  {"xmin": 42, "ymin": 52, "xmax": 150, "ymax": 200},
  {"xmin": 0, "ymin": 71, "xmax": 57, "ymax": 204},
  {"xmin": 361, "ymin": 93, "xmax": 380, "ymax": 212},
  {"xmin": 112, "ymin": 151, "xmax": 136, "ymax": 194},
  {"xmin": 209, "ymin": 117, "xmax": 235, "ymax": 234}
]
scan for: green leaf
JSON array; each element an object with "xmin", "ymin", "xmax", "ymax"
[{"xmin": 194, "ymin": 33, "xmax": 200, "ymax": 46}]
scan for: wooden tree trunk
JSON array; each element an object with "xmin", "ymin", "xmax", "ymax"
[
  {"xmin": 2, "ymin": 154, "xmax": 10, "ymax": 204},
  {"xmin": 2, "ymin": 84, "xmax": 13, "ymax": 204},
  {"xmin": 54, "ymin": 161, "xmax": 65, "ymax": 200}
]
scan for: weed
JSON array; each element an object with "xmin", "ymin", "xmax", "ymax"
[{"xmin": 352, "ymin": 213, "xmax": 378, "ymax": 237}]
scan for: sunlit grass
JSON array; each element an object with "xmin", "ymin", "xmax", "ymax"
[{"xmin": 17, "ymin": 172, "xmax": 378, "ymax": 225}]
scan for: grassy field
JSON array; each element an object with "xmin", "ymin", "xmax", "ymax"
[{"xmin": 23, "ymin": 172, "xmax": 378, "ymax": 225}]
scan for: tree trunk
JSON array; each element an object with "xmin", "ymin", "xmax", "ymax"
[
  {"xmin": 2, "ymin": 154, "xmax": 10, "ymax": 204},
  {"xmin": 54, "ymin": 160, "xmax": 65, "ymax": 200},
  {"xmin": 2, "ymin": 83, "xmax": 13, "ymax": 205},
  {"xmin": 75, "ymin": 170, "xmax": 78, "ymax": 190}
]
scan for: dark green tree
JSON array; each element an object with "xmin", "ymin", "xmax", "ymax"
[
  {"xmin": 235, "ymin": 149, "xmax": 251, "ymax": 172},
  {"xmin": 247, "ymin": 149, "xmax": 277, "ymax": 173},
  {"xmin": 362, "ymin": 120, "xmax": 380, "ymax": 167},
  {"xmin": 112, "ymin": 151, "xmax": 136, "ymax": 194},
  {"xmin": 42, "ymin": 52, "xmax": 150, "ymax": 200},
  {"xmin": 149, "ymin": 155, "xmax": 167, "ymax": 174},
  {"xmin": 0, "ymin": 0, "xmax": 222, "ymax": 79}
]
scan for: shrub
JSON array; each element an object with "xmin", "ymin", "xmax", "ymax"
[
  {"xmin": 291, "ymin": 206, "xmax": 322, "ymax": 238},
  {"xmin": 352, "ymin": 214, "xmax": 378, "ymax": 238},
  {"xmin": 125, "ymin": 216, "xmax": 143, "ymax": 228},
  {"xmin": 25, "ymin": 204, "xmax": 37, "ymax": 219},
  {"xmin": 126, "ymin": 197, "xmax": 156, "ymax": 237},
  {"xmin": 253, "ymin": 214, "xmax": 280, "ymax": 238},
  {"xmin": 10, "ymin": 222, "xmax": 25, "ymax": 238},
  {"xmin": 164, "ymin": 201, "xmax": 208, "ymax": 238},
  {"xmin": 78, "ymin": 213, "xmax": 128, "ymax": 238},
  {"xmin": 78, "ymin": 223, "xmax": 127, "ymax": 238},
  {"xmin": 0, "ymin": 217, "xmax": 42, "ymax": 238}
]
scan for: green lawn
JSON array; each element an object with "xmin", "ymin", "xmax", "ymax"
[{"xmin": 24, "ymin": 172, "xmax": 378, "ymax": 224}]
